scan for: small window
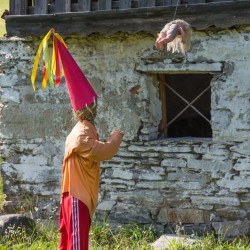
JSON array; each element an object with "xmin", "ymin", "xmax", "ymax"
[{"xmin": 158, "ymin": 73, "xmax": 213, "ymax": 138}]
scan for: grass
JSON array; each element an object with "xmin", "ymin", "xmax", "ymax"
[
  {"xmin": 0, "ymin": 220, "xmax": 59, "ymax": 250},
  {"xmin": 90, "ymin": 221, "xmax": 156, "ymax": 250},
  {"xmin": 0, "ymin": 218, "xmax": 249, "ymax": 250},
  {"xmin": 167, "ymin": 234, "xmax": 250, "ymax": 250},
  {"xmin": 0, "ymin": 220, "xmax": 156, "ymax": 250},
  {"xmin": 0, "ymin": 0, "xmax": 9, "ymax": 37}
]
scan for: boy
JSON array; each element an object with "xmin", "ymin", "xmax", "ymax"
[{"xmin": 59, "ymin": 102, "xmax": 123, "ymax": 249}]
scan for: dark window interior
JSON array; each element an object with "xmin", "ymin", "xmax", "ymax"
[{"xmin": 159, "ymin": 73, "xmax": 213, "ymax": 138}]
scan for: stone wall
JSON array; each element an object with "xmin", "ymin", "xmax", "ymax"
[
  {"xmin": 0, "ymin": 27, "xmax": 250, "ymax": 237},
  {"xmin": 98, "ymin": 139, "xmax": 250, "ymax": 237}
]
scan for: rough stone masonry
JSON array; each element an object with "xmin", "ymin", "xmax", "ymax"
[{"xmin": 0, "ymin": 28, "xmax": 250, "ymax": 237}]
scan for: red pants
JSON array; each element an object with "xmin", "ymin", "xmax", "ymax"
[{"xmin": 59, "ymin": 192, "xmax": 91, "ymax": 250}]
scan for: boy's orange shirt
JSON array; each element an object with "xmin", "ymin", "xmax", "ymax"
[{"xmin": 61, "ymin": 120, "xmax": 123, "ymax": 219}]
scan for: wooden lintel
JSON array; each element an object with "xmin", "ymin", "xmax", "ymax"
[
  {"xmin": 136, "ymin": 62, "xmax": 223, "ymax": 74},
  {"xmin": 5, "ymin": 1, "xmax": 250, "ymax": 37}
]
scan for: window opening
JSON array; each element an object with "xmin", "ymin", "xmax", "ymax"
[{"xmin": 158, "ymin": 73, "xmax": 213, "ymax": 138}]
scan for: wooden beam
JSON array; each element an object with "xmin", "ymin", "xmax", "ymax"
[
  {"xmin": 35, "ymin": 0, "xmax": 48, "ymax": 14},
  {"xmin": 55, "ymin": 0, "xmax": 71, "ymax": 13},
  {"xmin": 6, "ymin": 1, "xmax": 250, "ymax": 37},
  {"xmin": 98, "ymin": 0, "xmax": 112, "ymax": 10},
  {"xmin": 156, "ymin": 0, "xmax": 172, "ymax": 6},
  {"xmin": 10, "ymin": 0, "xmax": 27, "ymax": 15},
  {"xmin": 21, "ymin": 0, "xmax": 28, "ymax": 15},
  {"xmin": 188, "ymin": 0, "xmax": 206, "ymax": 3},
  {"xmin": 78, "ymin": 0, "xmax": 91, "ymax": 11},
  {"xmin": 139, "ymin": 0, "xmax": 156, "ymax": 7},
  {"xmin": 119, "ymin": 0, "xmax": 131, "ymax": 9},
  {"xmin": 172, "ymin": 0, "xmax": 180, "ymax": 7},
  {"xmin": 158, "ymin": 74, "xmax": 168, "ymax": 137},
  {"xmin": 9, "ymin": 0, "xmax": 15, "ymax": 15}
]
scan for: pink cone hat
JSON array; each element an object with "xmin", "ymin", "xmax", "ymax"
[{"xmin": 57, "ymin": 38, "xmax": 97, "ymax": 111}]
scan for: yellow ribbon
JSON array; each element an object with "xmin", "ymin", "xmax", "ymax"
[{"xmin": 31, "ymin": 29, "xmax": 67, "ymax": 91}]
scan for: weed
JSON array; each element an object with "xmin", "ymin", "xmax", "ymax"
[
  {"xmin": 89, "ymin": 220, "xmax": 156, "ymax": 250},
  {"xmin": 0, "ymin": 217, "xmax": 249, "ymax": 249}
]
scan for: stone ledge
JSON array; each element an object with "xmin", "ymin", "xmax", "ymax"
[{"xmin": 136, "ymin": 62, "xmax": 223, "ymax": 74}]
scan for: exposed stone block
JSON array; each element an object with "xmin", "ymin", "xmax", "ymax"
[
  {"xmin": 162, "ymin": 193, "xmax": 192, "ymax": 209},
  {"xmin": 116, "ymin": 151, "xmax": 139, "ymax": 158},
  {"xmin": 212, "ymin": 109, "xmax": 232, "ymax": 131},
  {"xmin": 175, "ymin": 181, "xmax": 207, "ymax": 190},
  {"xmin": 102, "ymin": 162, "xmax": 134, "ymax": 169},
  {"xmin": 101, "ymin": 183, "xmax": 128, "ymax": 191},
  {"xmin": 217, "ymin": 176, "xmax": 250, "ymax": 191},
  {"xmin": 128, "ymin": 145, "xmax": 156, "ymax": 152},
  {"xmin": 216, "ymin": 208, "xmax": 247, "ymax": 220},
  {"xmin": 210, "ymin": 212, "xmax": 223, "ymax": 222},
  {"xmin": 233, "ymin": 158, "xmax": 250, "ymax": 171},
  {"xmin": 230, "ymin": 141, "xmax": 250, "ymax": 155},
  {"xmin": 109, "ymin": 208, "xmax": 152, "ymax": 224},
  {"xmin": 161, "ymin": 158, "xmax": 186, "ymax": 168},
  {"xmin": 110, "ymin": 156, "xmax": 140, "ymax": 165},
  {"xmin": 187, "ymin": 159, "xmax": 232, "ymax": 172},
  {"xmin": 193, "ymin": 144, "xmax": 209, "ymax": 154},
  {"xmin": 181, "ymin": 224, "xmax": 214, "ymax": 236},
  {"xmin": 2, "ymin": 163, "xmax": 61, "ymax": 184},
  {"xmin": 109, "ymin": 190, "xmax": 164, "ymax": 204},
  {"xmin": 212, "ymin": 220, "xmax": 250, "ymax": 237},
  {"xmin": 140, "ymin": 158, "xmax": 161, "ymax": 166},
  {"xmin": 191, "ymin": 196, "xmax": 240, "ymax": 206},
  {"xmin": 141, "ymin": 152, "xmax": 160, "ymax": 157},
  {"xmin": 167, "ymin": 171, "xmax": 210, "ymax": 183},
  {"xmin": 203, "ymin": 154, "xmax": 229, "ymax": 161},
  {"xmin": 104, "ymin": 169, "xmax": 133, "ymax": 180},
  {"xmin": 96, "ymin": 201, "xmax": 116, "ymax": 211},
  {"xmin": 135, "ymin": 169, "xmax": 164, "ymax": 181},
  {"xmin": 151, "ymin": 167, "xmax": 166, "ymax": 175},
  {"xmin": 136, "ymin": 181, "xmax": 173, "ymax": 190},
  {"xmin": 152, "ymin": 234, "xmax": 199, "ymax": 250},
  {"xmin": 101, "ymin": 178, "xmax": 135, "ymax": 186},
  {"xmin": 197, "ymin": 205, "xmax": 214, "ymax": 211},
  {"xmin": 161, "ymin": 145, "xmax": 192, "ymax": 153},
  {"xmin": 1, "ymin": 88, "xmax": 21, "ymax": 104},
  {"xmin": 20, "ymin": 155, "xmax": 47, "ymax": 165},
  {"xmin": 128, "ymin": 145, "xmax": 192, "ymax": 153},
  {"xmin": 166, "ymin": 208, "xmax": 209, "ymax": 224}
]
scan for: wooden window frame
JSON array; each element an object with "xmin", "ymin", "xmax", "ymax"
[{"xmin": 158, "ymin": 73, "xmax": 212, "ymax": 138}]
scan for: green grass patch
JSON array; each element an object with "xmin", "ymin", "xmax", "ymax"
[
  {"xmin": 0, "ymin": 219, "xmax": 249, "ymax": 250},
  {"xmin": 0, "ymin": 220, "xmax": 59, "ymax": 250},
  {"xmin": 0, "ymin": 0, "xmax": 9, "ymax": 37},
  {"xmin": 167, "ymin": 234, "xmax": 250, "ymax": 250},
  {"xmin": 0, "ymin": 220, "xmax": 156, "ymax": 250},
  {"xmin": 90, "ymin": 221, "xmax": 156, "ymax": 250}
]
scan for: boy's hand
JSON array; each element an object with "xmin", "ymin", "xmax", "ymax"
[{"xmin": 111, "ymin": 129, "xmax": 124, "ymax": 136}]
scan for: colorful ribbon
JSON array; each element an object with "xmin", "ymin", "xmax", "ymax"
[{"xmin": 31, "ymin": 29, "xmax": 67, "ymax": 91}]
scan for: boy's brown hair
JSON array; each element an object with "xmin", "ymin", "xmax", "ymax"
[{"xmin": 73, "ymin": 102, "xmax": 97, "ymax": 122}]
